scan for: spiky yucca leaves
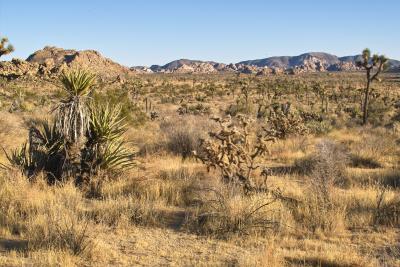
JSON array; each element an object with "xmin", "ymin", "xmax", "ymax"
[
  {"xmin": 29, "ymin": 120, "xmax": 65, "ymax": 180},
  {"xmin": 92, "ymin": 140, "xmax": 135, "ymax": 172},
  {"xmin": 82, "ymin": 102, "xmax": 135, "ymax": 176},
  {"xmin": 1, "ymin": 143, "xmax": 32, "ymax": 174},
  {"xmin": 2, "ymin": 120, "xmax": 65, "ymax": 180},
  {"xmin": 0, "ymin": 36, "xmax": 14, "ymax": 58},
  {"xmin": 31, "ymin": 120, "xmax": 65, "ymax": 157},
  {"xmin": 56, "ymin": 69, "xmax": 96, "ymax": 143},
  {"xmin": 88, "ymin": 103, "xmax": 127, "ymax": 144}
]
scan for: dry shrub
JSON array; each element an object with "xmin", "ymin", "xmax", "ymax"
[
  {"xmin": 294, "ymin": 189, "xmax": 347, "ymax": 235},
  {"xmin": 292, "ymin": 140, "xmax": 349, "ymax": 234},
  {"xmin": 27, "ymin": 206, "xmax": 91, "ymax": 256},
  {"xmin": 160, "ymin": 116, "xmax": 211, "ymax": 159},
  {"xmin": 309, "ymin": 139, "xmax": 350, "ymax": 189},
  {"xmin": 374, "ymin": 186, "xmax": 400, "ymax": 227},
  {"xmin": 186, "ymin": 182, "xmax": 286, "ymax": 238},
  {"xmin": 294, "ymin": 139, "xmax": 350, "ymax": 186}
]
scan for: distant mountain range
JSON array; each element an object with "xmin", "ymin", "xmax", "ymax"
[
  {"xmin": 1, "ymin": 47, "xmax": 399, "ymax": 80},
  {"xmin": 139, "ymin": 52, "xmax": 400, "ymax": 74}
]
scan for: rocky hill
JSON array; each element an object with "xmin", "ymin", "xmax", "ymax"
[
  {"xmin": 1, "ymin": 48, "xmax": 399, "ymax": 79},
  {"xmin": 145, "ymin": 53, "xmax": 400, "ymax": 74},
  {"xmin": 0, "ymin": 46, "xmax": 134, "ymax": 80},
  {"xmin": 150, "ymin": 59, "xmax": 222, "ymax": 73}
]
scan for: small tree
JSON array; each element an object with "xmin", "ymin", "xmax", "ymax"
[
  {"xmin": 357, "ymin": 48, "xmax": 388, "ymax": 125},
  {"xmin": 0, "ymin": 36, "xmax": 14, "ymax": 58}
]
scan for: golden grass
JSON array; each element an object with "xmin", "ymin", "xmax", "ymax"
[{"xmin": 1, "ymin": 74, "xmax": 399, "ymax": 266}]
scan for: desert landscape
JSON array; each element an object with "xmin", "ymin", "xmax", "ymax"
[{"xmin": 0, "ymin": 1, "xmax": 399, "ymax": 266}]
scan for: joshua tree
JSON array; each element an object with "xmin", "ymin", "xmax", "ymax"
[
  {"xmin": 357, "ymin": 48, "xmax": 388, "ymax": 125},
  {"xmin": 0, "ymin": 36, "xmax": 14, "ymax": 58}
]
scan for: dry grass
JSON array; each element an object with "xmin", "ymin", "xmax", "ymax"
[{"xmin": 0, "ymin": 73, "xmax": 399, "ymax": 266}]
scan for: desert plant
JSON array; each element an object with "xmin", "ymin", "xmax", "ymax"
[
  {"xmin": 188, "ymin": 184, "xmax": 282, "ymax": 237},
  {"xmin": 0, "ymin": 36, "xmax": 14, "ymax": 58},
  {"xmin": 1, "ymin": 142, "xmax": 32, "ymax": 174},
  {"xmin": 263, "ymin": 103, "xmax": 308, "ymax": 139},
  {"xmin": 88, "ymin": 103, "xmax": 127, "ymax": 144},
  {"xmin": 374, "ymin": 185, "xmax": 400, "ymax": 227},
  {"xmin": 81, "ymin": 102, "xmax": 135, "ymax": 179},
  {"xmin": 55, "ymin": 69, "xmax": 96, "ymax": 179},
  {"xmin": 56, "ymin": 69, "xmax": 96, "ymax": 143},
  {"xmin": 193, "ymin": 115, "xmax": 273, "ymax": 192},
  {"xmin": 83, "ymin": 139, "xmax": 135, "ymax": 176},
  {"xmin": 2, "ymin": 120, "xmax": 65, "ymax": 180},
  {"xmin": 293, "ymin": 140, "xmax": 349, "ymax": 233},
  {"xmin": 356, "ymin": 48, "xmax": 388, "ymax": 125},
  {"xmin": 3, "ymin": 70, "xmax": 135, "ymax": 184},
  {"xmin": 161, "ymin": 116, "xmax": 208, "ymax": 159}
]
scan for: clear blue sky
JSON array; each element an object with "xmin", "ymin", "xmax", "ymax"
[{"xmin": 1, "ymin": 0, "xmax": 399, "ymax": 66}]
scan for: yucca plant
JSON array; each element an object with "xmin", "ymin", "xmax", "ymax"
[
  {"xmin": 29, "ymin": 120, "xmax": 66, "ymax": 180},
  {"xmin": 31, "ymin": 120, "xmax": 65, "ymax": 156},
  {"xmin": 91, "ymin": 140, "xmax": 135, "ymax": 172},
  {"xmin": 1, "ymin": 142, "xmax": 32, "ymax": 174},
  {"xmin": 3, "ymin": 69, "xmax": 136, "ymax": 185},
  {"xmin": 56, "ymin": 69, "xmax": 96, "ymax": 143},
  {"xmin": 1, "ymin": 120, "xmax": 65, "ymax": 179},
  {"xmin": 88, "ymin": 103, "xmax": 127, "ymax": 144},
  {"xmin": 82, "ymin": 101, "xmax": 135, "ymax": 176}
]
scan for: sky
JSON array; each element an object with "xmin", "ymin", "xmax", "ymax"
[{"xmin": 0, "ymin": 0, "xmax": 399, "ymax": 66}]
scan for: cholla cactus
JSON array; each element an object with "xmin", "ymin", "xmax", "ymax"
[
  {"xmin": 0, "ymin": 36, "xmax": 14, "ymax": 58},
  {"xmin": 263, "ymin": 103, "xmax": 308, "ymax": 139},
  {"xmin": 357, "ymin": 48, "xmax": 388, "ymax": 125},
  {"xmin": 193, "ymin": 115, "xmax": 274, "ymax": 193}
]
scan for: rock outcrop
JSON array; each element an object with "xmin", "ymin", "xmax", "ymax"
[
  {"xmin": 0, "ymin": 46, "xmax": 133, "ymax": 80},
  {"xmin": 2, "ymin": 48, "xmax": 399, "ymax": 79}
]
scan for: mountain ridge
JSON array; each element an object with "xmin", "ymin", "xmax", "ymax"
[
  {"xmin": 1, "ymin": 47, "xmax": 400, "ymax": 80},
  {"xmin": 139, "ymin": 52, "xmax": 400, "ymax": 74}
]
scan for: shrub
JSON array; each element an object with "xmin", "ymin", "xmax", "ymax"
[
  {"xmin": 263, "ymin": 104, "xmax": 308, "ymax": 139},
  {"xmin": 160, "ymin": 116, "xmax": 209, "ymax": 159},
  {"xmin": 291, "ymin": 140, "xmax": 349, "ymax": 233},
  {"xmin": 187, "ymin": 183, "xmax": 283, "ymax": 237},
  {"xmin": 194, "ymin": 115, "xmax": 274, "ymax": 193},
  {"xmin": 92, "ymin": 88, "xmax": 147, "ymax": 127},
  {"xmin": 374, "ymin": 186, "xmax": 400, "ymax": 227},
  {"xmin": 305, "ymin": 120, "xmax": 332, "ymax": 135}
]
